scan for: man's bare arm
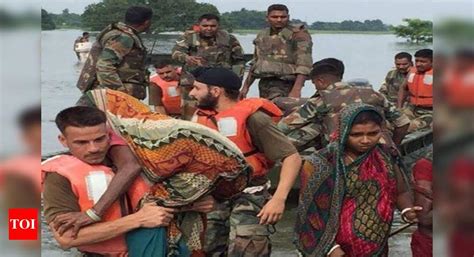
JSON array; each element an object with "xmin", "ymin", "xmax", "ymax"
[
  {"xmin": 95, "ymin": 145, "xmax": 142, "ymax": 216},
  {"xmin": 257, "ymin": 152, "xmax": 302, "ymax": 224},
  {"xmin": 398, "ymin": 81, "xmax": 408, "ymax": 108},
  {"xmin": 288, "ymin": 74, "xmax": 306, "ymax": 98},
  {"xmin": 51, "ymin": 203, "xmax": 174, "ymax": 250},
  {"xmin": 53, "ymin": 145, "xmax": 142, "ymax": 236}
]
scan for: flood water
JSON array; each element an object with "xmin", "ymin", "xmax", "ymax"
[{"xmin": 41, "ymin": 29, "xmax": 428, "ymax": 256}]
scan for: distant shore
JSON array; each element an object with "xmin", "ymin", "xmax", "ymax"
[
  {"xmin": 234, "ymin": 29, "xmax": 393, "ymax": 35},
  {"xmin": 45, "ymin": 27, "xmax": 394, "ymax": 35}
]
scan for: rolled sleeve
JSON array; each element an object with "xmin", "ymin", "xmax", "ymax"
[{"xmin": 293, "ymin": 31, "xmax": 313, "ymax": 75}]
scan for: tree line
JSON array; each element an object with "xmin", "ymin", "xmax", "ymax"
[{"xmin": 41, "ymin": 0, "xmax": 432, "ymax": 42}]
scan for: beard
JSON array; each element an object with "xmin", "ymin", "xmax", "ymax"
[{"xmin": 196, "ymin": 92, "xmax": 218, "ymax": 110}]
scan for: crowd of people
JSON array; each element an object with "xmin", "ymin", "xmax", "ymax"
[{"xmin": 42, "ymin": 4, "xmax": 433, "ymax": 257}]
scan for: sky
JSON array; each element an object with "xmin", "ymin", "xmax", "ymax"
[{"xmin": 39, "ymin": 0, "xmax": 473, "ymax": 25}]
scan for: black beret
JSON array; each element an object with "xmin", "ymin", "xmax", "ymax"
[{"xmin": 191, "ymin": 67, "xmax": 241, "ymax": 90}]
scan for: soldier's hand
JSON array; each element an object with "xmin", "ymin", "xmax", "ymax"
[
  {"xmin": 52, "ymin": 211, "xmax": 96, "ymax": 238},
  {"xmin": 135, "ymin": 202, "xmax": 176, "ymax": 228},
  {"xmin": 257, "ymin": 198, "xmax": 285, "ymax": 225},
  {"xmin": 239, "ymin": 85, "xmax": 249, "ymax": 99},
  {"xmin": 185, "ymin": 56, "xmax": 206, "ymax": 66}
]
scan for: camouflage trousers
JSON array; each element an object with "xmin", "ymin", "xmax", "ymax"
[
  {"xmin": 402, "ymin": 104, "xmax": 433, "ymax": 132},
  {"xmin": 204, "ymin": 188, "xmax": 273, "ymax": 257},
  {"xmin": 258, "ymin": 78, "xmax": 295, "ymax": 100}
]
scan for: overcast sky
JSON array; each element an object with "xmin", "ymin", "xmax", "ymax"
[{"xmin": 40, "ymin": 0, "xmax": 472, "ymax": 25}]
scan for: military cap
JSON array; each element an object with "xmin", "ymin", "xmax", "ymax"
[{"xmin": 191, "ymin": 67, "xmax": 241, "ymax": 90}]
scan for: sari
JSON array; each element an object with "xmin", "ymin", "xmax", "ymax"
[
  {"xmin": 295, "ymin": 103, "xmax": 398, "ymax": 257},
  {"xmin": 87, "ymin": 89, "xmax": 251, "ymax": 257}
]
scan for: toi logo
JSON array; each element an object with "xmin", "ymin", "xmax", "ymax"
[{"xmin": 8, "ymin": 208, "xmax": 38, "ymax": 240}]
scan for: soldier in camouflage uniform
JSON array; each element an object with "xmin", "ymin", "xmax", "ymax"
[
  {"xmin": 188, "ymin": 68, "xmax": 302, "ymax": 257},
  {"xmin": 171, "ymin": 13, "xmax": 245, "ymax": 119},
  {"xmin": 240, "ymin": 4, "xmax": 313, "ymax": 100},
  {"xmin": 379, "ymin": 52, "xmax": 413, "ymax": 104},
  {"xmin": 76, "ymin": 6, "xmax": 152, "ymax": 104},
  {"xmin": 277, "ymin": 58, "xmax": 410, "ymax": 152},
  {"xmin": 398, "ymin": 49, "xmax": 434, "ymax": 132},
  {"xmin": 171, "ymin": 13, "xmax": 245, "ymax": 76}
]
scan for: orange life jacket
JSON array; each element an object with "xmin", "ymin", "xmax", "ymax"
[
  {"xmin": 41, "ymin": 155, "xmax": 150, "ymax": 256},
  {"xmin": 150, "ymin": 74, "xmax": 182, "ymax": 115},
  {"xmin": 0, "ymin": 155, "xmax": 41, "ymax": 193},
  {"xmin": 443, "ymin": 67, "xmax": 474, "ymax": 108},
  {"xmin": 407, "ymin": 67, "xmax": 433, "ymax": 107},
  {"xmin": 193, "ymin": 98, "xmax": 282, "ymax": 178}
]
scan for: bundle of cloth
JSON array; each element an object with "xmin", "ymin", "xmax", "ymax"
[{"xmin": 87, "ymin": 89, "xmax": 252, "ymax": 257}]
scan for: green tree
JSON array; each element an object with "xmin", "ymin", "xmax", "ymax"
[
  {"xmin": 50, "ymin": 8, "xmax": 82, "ymax": 28},
  {"xmin": 221, "ymin": 8, "xmax": 266, "ymax": 30},
  {"xmin": 81, "ymin": 0, "xmax": 220, "ymax": 32},
  {"xmin": 310, "ymin": 19, "xmax": 389, "ymax": 31},
  {"xmin": 392, "ymin": 18, "xmax": 433, "ymax": 43},
  {"xmin": 41, "ymin": 9, "xmax": 56, "ymax": 30}
]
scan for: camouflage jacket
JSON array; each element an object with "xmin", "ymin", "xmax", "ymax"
[
  {"xmin": 277, "ymin": 81, "xmax": 410, "ymax": 150},
  {"xmin": 379, "ymin": 69, "xmax": 407, "ymax": 104},
  {"xmin": 171, "ymin": 29, "xmax": 245, "ymax": 76},
  {"xmin": 76, "ymin": 22, "xmax": 148, "ymax": 99},
  {"xmin": 251, "ymin": 24, "xmax": 313, "ymax": 80}
]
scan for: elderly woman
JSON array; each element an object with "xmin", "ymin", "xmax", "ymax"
[{"xmin": 295, "ymin": 103, "xmax": 421, "ymax": 257}]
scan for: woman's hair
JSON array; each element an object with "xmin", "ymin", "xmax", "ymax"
[{"xmin": 352, "ymin": 110, "xmax": 384, "ymax": 126}]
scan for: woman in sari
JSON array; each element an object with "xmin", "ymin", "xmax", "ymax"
[{"xmin": 296, "ymin": 103, "xmax": 421, "ymax": 257}]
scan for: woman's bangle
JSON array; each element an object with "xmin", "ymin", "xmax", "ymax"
[
  {"xmin": 401, "ymin": 207, "xmax": 412, "ymax": 223},
  {"xmin": 327, "ymin": 244, "xmax": 341, "ymax": 256}
]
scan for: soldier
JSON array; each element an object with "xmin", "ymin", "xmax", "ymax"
[
  {"xmin": 76, "ymin": 6, "xmax": 152, "ymax": 104},
  {"xmin": 188, "ymin": 67, "xmax": 302, "ymax": 256},
  {"xmin": 398, "ymin": 49, "xmax": 433, "ymax": 132},
  {"xmin": 148, "ymin": 59, "xmax": 182, "ymax": 116},
  {"xmin": 171, "ymin": 13, "xmax": 245, "ymax": 77},
  {"xmin": 380, "ymin": 52, "xmax": 413, "ymax": 104},
  {"xmin": 277, "ymin": 58, "xmax": 410, "ymax": 152},
  {"xmin": 240, "ymin": 4, "xmax": 313, "ymax": 100}
]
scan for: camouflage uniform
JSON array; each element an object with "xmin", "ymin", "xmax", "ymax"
[
  {"xmin": 251, "ymin": 24, "xmax": 313, "ymax": 100},
  {"xmin": 402, "ymin": 104, "xmax": 433, "ymax": 132},
  {"xmin": 379, "ymin": 69, "xmax": 408, "ymax": 104},
  {"xmin": 277, "ymin": 81, "xmax": 410, "ymax": 152},
  {"xmin": 200, "ymin": 111, "xmax": 297, "ymax": 257},
  {"xmin": 205, "ymin": 186, "xmax": 273, "ymax": 257},
  {"xmin": 76, "ymin": 22, "xmax": 148, "ymax": 103},
  {"xmin": 171, "ymin": 29, "xmax": 244, "ymax": 118},
  {"xmin": 171, "ymin": 29, "xmax": 246, "ymax": 77}
]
